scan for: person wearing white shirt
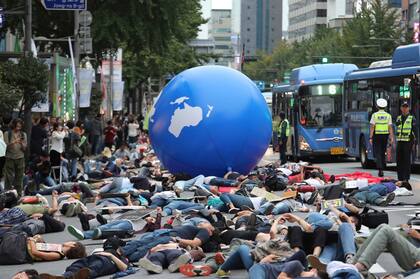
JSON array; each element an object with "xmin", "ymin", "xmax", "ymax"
[
  {"xmin": 50, "ymin": 123, "xmax": 67, "ymax": 179},
  {"xmin": 127, "ymin": 119, "xmax": 140, "ymax": 144}
]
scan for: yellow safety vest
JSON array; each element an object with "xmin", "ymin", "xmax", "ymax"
[
  {"xmin": 278, "ymin": 119, "xmax": 290, "ymax": 137},
  {"xmin": 373, "ymin": 110, "xmax": 391, "ymax": 135},
  {"xmin": 396, "ymin": 114, "xmax": 413, "ymax": 142}
]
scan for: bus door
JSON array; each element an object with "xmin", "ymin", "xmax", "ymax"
[{"xmin": 411, "ymin": 75, "xmax": 420, "ymax": 161}]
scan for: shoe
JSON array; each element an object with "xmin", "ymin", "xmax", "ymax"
[
  {"xmin": 329, "ymin": 175, "xmax": 336, "ymax": 183},
  {"xmin": 378, "ymin": 192, "xmax": 395, "ymax": 207},
  {"xmin": 173, "ymin": 209, "xmax": 182, "ymax": 217},
  {"xmin": 263, "ymin": 203, "xmax": 275, "ymax": 215},
  {"xmin": 67, "ymin": 225, "xmax": 85, "ymax": 240},
  {"xmin": 228, "ymin": 208, "xmax": 240, "ymax": 214},
  {"xmin": 214, "ymin": 252, "xmax": 226, "ymax": 265},
  {"xmin": 246, "ymin": 213, "xmax": 257, "ymax": 231},
  {"xmin": 78, "ymin": 213, "xmax": 90, "ymax": 231},
  {"xmin": 306, "ymin": 254, "xmax": 326, "ymax": 273},
  {"xmin": 180, "ymin": 264, "xmax": 213, "ymax": 277},
  {"xmin": 347, "ymin": 196, "xmax": 365, "ymax": 208},
  {"xmin": 307, "ymin": 191, "xmax": 319, "ymax": 205},
  {"xmin": 215, "ymin": 268, "xmax": 230, "ymax": 278},
  {"xmin": 345, "ymin": 254, "xmax": 355, "ymax": 264},
  {"xmin": 65, "ymin": 203, "xmax": 76, "ymax": 217},
  {"xmin": 378, "ymin": 170, "xmax": 384, "ymax": 177},
  {"xmin": 138, "ymin": 257, "xmax": 163, "ymax": 274},
  {"xmin": 91, "ymin": 228, "xmax": 102, "ymax": 239},
  {"xmin": 96, "ymin": 214, "xmax": 108, "ymax": 225},
  {"xmin": 168, "ymin": 253, "xmax": 192, "ymax": 272}
]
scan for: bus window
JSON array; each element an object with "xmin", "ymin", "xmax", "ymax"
[{"xmin": 299, "ymin": 84, "xmax": 343, "ymax": 127}]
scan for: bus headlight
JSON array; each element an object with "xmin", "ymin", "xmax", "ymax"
[{"xmin": 299, "ymin": 136, "xmax": 311, "ymax": 151}]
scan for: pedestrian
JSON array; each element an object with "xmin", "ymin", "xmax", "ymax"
[
  {"xmin": 65, "ymin": 120, "xmax": 81, "ymax": 181},
  {"xmin": 369, "ymin": 98, "xmax": 394, "ymax": 177},
  {"xmin": 3, "ymin": 118, "xmax": 27, "ymax": 196},
  {"xmin": 272, "ymin": 115, "xmax": 280, "ymax": 152},
  {"xmin": 30, "ymin": 117, "xmax": 49, "ymax": 158},
  {"xmin": 396, "ymin": 101, "xmax": 416, "ymax": 182},
  {"xmin": 278, "ymin": 111, "xmax": 290, "ymax": 165},
  {"xmin": 89, "ymin": 114, "xmax": 104, "ymax": 155},
  {"xmin": 127, "ymin": 117, "xmax": 140, "ymax": 144},
  {"xmin": 103, "ymin": 120, "xmax": 117, "ymax": 149},
  {"xmin": 50, "ymin": 123, "xmax": 67, "ymax": 180}
]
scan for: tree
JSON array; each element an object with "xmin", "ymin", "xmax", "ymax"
[{"xmin": 0, "ymin": 55, "xmax": 49, "ymax": 144}]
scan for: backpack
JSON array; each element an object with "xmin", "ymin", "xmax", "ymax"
[
  {"xmin": 265, "ymin": 174, "xmax": 287, "ymax": 192},
  {"xmin": 0, "ymin": 231, "xmax": 31, "ymax": 265}
]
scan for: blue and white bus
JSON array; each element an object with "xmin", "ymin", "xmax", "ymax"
[
  {"xmin": 343, "ymin": 43, "xmax": 420, "ymax": 168},
  {"xmin": 272, "ymin": 63, "xmax": 358, "ymax": 159}
]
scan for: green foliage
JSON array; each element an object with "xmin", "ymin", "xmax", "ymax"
[
  {"xmin": 1, "ymin": 0, "xmax": 206, "ymax": 87},
  {"xmin": 0, "ymin": 55, "xmax": 49, "ymax": 113},
  {"xmin": 244, "ymin": 0, "xmax": 406, "ymax": 81},
  {"xmin": 0, "ymin": 65, "xmax": 22, "ymax": 116}
]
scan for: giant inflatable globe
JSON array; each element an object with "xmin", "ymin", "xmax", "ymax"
[{"xmin": 149, "ymin": 65, "xmax": 272, "ymax": 177}]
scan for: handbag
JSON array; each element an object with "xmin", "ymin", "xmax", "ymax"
[{"xmin": 360, "ymin": 206, "xmax": 389, "ymax": 228}]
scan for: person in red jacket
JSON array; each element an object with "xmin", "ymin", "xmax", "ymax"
[{"xmin": 103, "ymin": 121, "xmax": 117, "ymax": 149}]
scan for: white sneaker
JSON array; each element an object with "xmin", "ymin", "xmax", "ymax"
[{"xmin": 138, "ymin": 257, "xmax": 163, "ymax": 274}]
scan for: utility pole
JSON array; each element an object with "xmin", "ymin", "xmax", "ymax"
[
  {"xmin": 74, "ymin": 11, "xmax": 80, "ymax": 120},
  {"xmin": 24, "ymin": 0, "xmax": 32, "ymax": 54}
]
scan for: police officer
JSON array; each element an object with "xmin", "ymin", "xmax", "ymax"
[
  {"xmin": 278, "ymin": 111, "xmax": 290, "ymax": 165},
  {"xmin": 396, "ymin": 101, "xmax": 416, "ymax": 182},
  {"xmin": 369, "ymin": 98, "xmax": 394, "ymax": 177}
]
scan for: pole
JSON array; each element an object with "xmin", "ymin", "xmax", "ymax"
[
  {"xmin": 24, "ymin": 0, "xmax": 32, "ymax": 54},
  {"xmin": 74, "ymin": 11, "xmax": 80, "ymax": 121},
  {"xmin": 110, "ymin": 55, "xmax": 114, "ymax": 119}
]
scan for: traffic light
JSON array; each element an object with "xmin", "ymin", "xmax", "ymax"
[{"xmin": 321, "ymin": 57, "xmax": 328, "ymax": 63}]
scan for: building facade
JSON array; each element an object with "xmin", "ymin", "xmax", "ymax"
[
  {"xmin": 327, "ymin": 0, "xmax": 354, "ymax": 31},
  {"xmin": 288, "ymin": 0, "xmax": 328, "ymax": 42},
  {"xmin": 209, "ymin": 9, "xmax": 234, "ymax": 66},
  {"xmin": 235, "ymin": 0, "xmax": 283, "ymax": 57}
]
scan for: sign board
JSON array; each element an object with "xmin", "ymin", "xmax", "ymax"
[
  {"xmin": 80, "ymin": 37, "xmax": 92, "ymax": 54},
  {"xmin": 79, "ymin": 10, "xmax": 92, "ymax": 26},
  {"xmin": 41, "ymin": 0, "xmax": 87, "ymax": 10},
  {"xmin": 79, "ymin": 26, "xmax": 91, "ymax": 37}
]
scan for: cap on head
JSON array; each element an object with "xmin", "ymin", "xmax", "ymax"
[
  {"xmin": 401, "ymin": 101, "xmax": 409, "ymax": 107},
  {"xmin": 376, "ymin": 98, "xmax": 388, "ymax": 108}
]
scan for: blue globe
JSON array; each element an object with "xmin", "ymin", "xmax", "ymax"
[{"xmin": 149, "ymin": 65, "xmax": 272, "ymax": 177}]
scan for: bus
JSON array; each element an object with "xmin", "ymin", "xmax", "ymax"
[
  {"xmin": 272, "ymin": 63, "xmax": 358, "ymax": 159},
  {"xmin": 262, "ymin": 91, "xmax": 272, "ymax": 114},
  {"xmin": 343, "ymin": 43, "xmax": 420, "ymax": 168}
]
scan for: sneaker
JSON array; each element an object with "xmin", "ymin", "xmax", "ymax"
[
  {"xmin": 180, "ymin": 264, "xmax": 213, "ymax": 277},
  {"xmin": 168, "ymin": 253, "xmax": 192, "ymax": 273},
  {"xmin": 91, "ymin": 228, "xmax": 102, "ymax": 239},
  {"xmin": 378, "ymin": 170, "xmax": 384, "ymax": 177},
  {"xmin": 306, "ymin": 255, "xmax": 326, "ymax": 273},
  {"xmin": 67, "ymin": 225, "xmax": 85, "ymax": 240},
  {"xmin": 378, "ymin": 192, "xmax": 395, "ymax": 207},
  {"xmin": 263, "ymin": 203, "xmax": 275, "ymax": 215},
  {"xmin": 214, "ymin": 252, "xmax": 226, "ymax": 265},
  {"xmin": 96, "ymin": 214, "xmax": 108, "ymax": 225},
  {"xmin": 347, "ymin": 196, "xmax": 365, "ymax": 208},
  {"xmin": 173, "ymin": 209, "xmax": 182, "ymax": 217},
  {"xmin": 215, "ymin": 268, "xmax": 230, "ymax": 278},
  {"xmin": 138, "ymin": 257, "xmax": 163, "ymax": 274},
  {"xmin": 77, "ymin": 213, "xmax": 90, "ymax": 231},
  {"xmin": 345, "ymin": 253, "xmax": 355, "ymax": 264}
]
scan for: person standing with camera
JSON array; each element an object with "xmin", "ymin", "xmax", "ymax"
[{"xmin": 3, "ymin": 118, "xmax": 27, "ymax": 197}]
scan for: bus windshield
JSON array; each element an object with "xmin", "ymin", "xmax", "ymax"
[{"xmin": 299, "ymin": 84, "xmax": 342, "ymax": 127}]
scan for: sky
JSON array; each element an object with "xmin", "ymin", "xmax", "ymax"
[{"xmin": 212, "ymin": 0, "xmax": 232, "ymax": 9}]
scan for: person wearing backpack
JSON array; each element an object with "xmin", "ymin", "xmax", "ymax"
[{"xmin": 3, "ymin": 118, "xmax": 27, "ymax": 197}]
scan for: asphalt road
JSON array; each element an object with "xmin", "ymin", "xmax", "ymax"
[{"xmin": 2, "ymin": 152, "xmax": 420, "ymax": 279}]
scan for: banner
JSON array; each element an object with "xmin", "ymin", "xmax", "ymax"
[
  {"xmin": 112, "ymin": 81, "xmax": 124, "ymax": 111},
  {"xmin": 31, "ymin": 93, "xmax": 49, "ymax": 112},
  {"xmin": 79, "ymin": 68, "xmax": 94, "ymax": 107}
]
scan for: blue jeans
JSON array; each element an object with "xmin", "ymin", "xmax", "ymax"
[
  {"xmin": 319, "ymin": 223, "xmax": 356, "ymax": 263},
  {"xmin": 183, "ymin": 217, "xmax": 210, "ymax": 227},
  {"xmin": 305, "ymin": 212, "xmax": 333, "ymax": 230},
  {"xmin": 330, "ymin": 268, "xmax": 361, "ymax": 279},
  {"xmin": 83, "ymin": 220, "xmax": 133, "ymax": 239},
  {"xmin": 70, "ymin": 158, "xmax": 78, "ymax": 178},
  {"xmin": 354, "ymin": 191, "xmax": 382, "ymax": 205},
  {"xmin": 163, "ymin": 200, "xmax": 205, "ymax": 215},
  {"xmin": 220, "ymin": 245, "xmax": 254, "ymax": 271},
  {"xmin": 64, "ymin": 255, "xmax": 117, "ymax": 278},
  {"xmin": 35, "ymin": 173, "xmax": 57, "ymax": 187},
  {"xmin": 123, "ymin": 229, "xmax": 173, "ymax": 262},
  {"xmin": 259, "ymin": 201, "xmax": 291, "ymax": 215},
  {"xmin": 220, "ymin": 194, "xmax": 253, "ymax": 209},
  {"xmin": 208, "ymin": 177, "xmax": 238, "ymax": 187}
]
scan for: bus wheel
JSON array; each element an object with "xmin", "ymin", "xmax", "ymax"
[{"xmin": 360, "ymin": 140, "xmax": 374, "ymax": 169}]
